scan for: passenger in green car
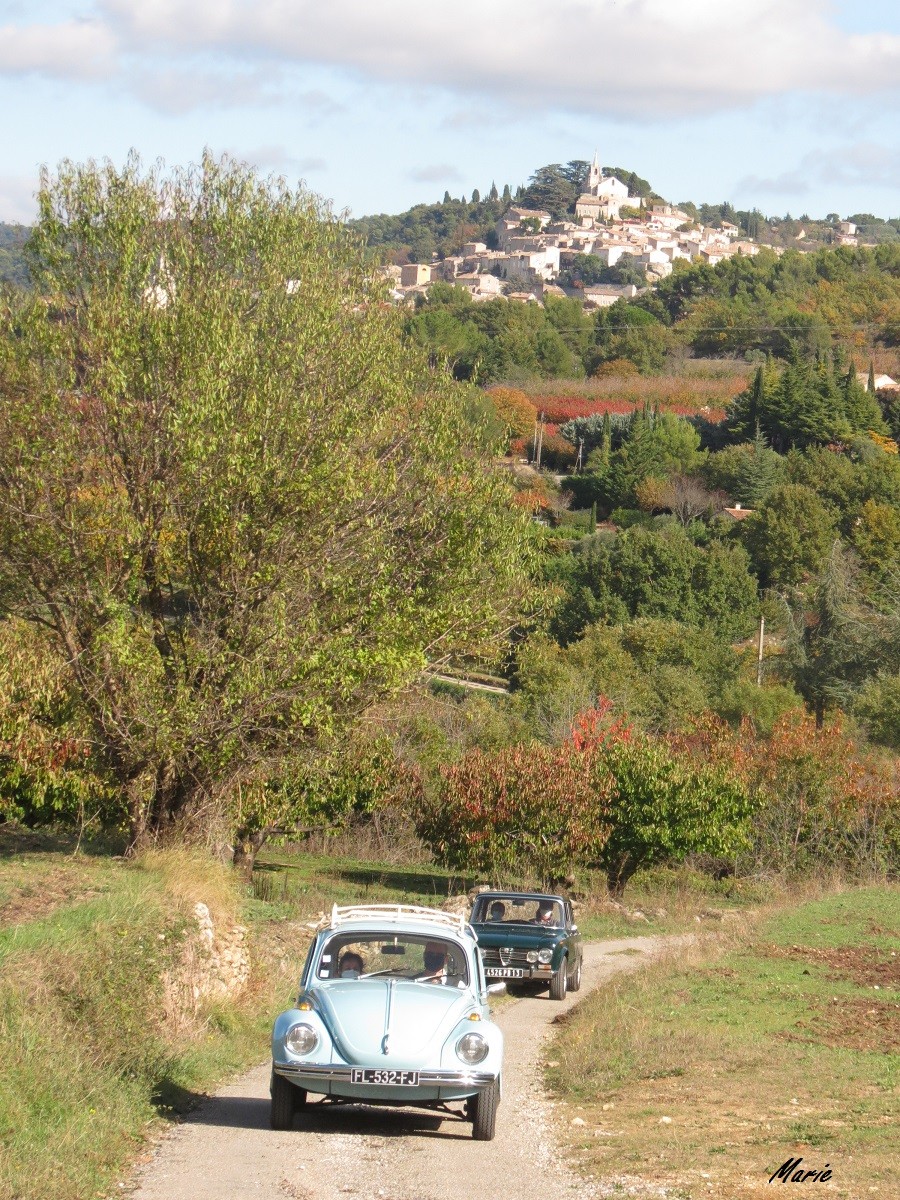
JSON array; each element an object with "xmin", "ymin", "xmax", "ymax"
[{"xmin": 533, "ymin": 901, "xmax": 556, "ymax": 925}]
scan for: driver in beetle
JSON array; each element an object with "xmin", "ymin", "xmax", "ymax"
[{"xmin": 419, "ymin": 941, "xmax": 448, "ymax": 982}]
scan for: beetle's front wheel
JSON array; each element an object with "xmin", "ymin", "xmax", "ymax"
[
  {"xmin": 270, "ymin": 1070, "xmax": 305, "ymax": 1130},
  {"xmin": 550, "ymin": 957, "xmax": 568, "ymax": 1001},
  {"xmin": 470, "ymin": 1079, "xmax": 499, "ymax": 1141}
]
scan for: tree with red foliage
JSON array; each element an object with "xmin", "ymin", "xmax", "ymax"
[
  {"xmin": 669, "ymin": 712, "xmax": 899, "ymax": 876},
  {"xmin": 418, "ymin": 702, "xmax": 753, "ymax": 895}
]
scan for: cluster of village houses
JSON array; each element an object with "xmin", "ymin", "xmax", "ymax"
[{"xmin": 385, "ymin": 154, "xmax": 863, "ymax": 309}]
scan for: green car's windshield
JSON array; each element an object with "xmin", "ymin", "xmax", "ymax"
[
  {"xmin": 470, "ymin": 896, "xmax": 563, "ymax": 927},
  {"xmin": 317, "ymin": 933, "xmax": 469, "ymax": 987}
]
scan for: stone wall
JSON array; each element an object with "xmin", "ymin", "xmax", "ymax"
[{"xmin": 162, "ymin": 901, "xmax": 250, "ymax": 1031}]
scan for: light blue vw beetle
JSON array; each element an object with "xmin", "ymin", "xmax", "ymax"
[{"xmin": 271, "ymin": 904, "xmax": 505, "ymax": 1139}]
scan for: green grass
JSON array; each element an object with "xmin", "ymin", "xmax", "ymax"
[
  {"xmin": 0, "ymin": 834, "xmax": 291, "ymax": 1200},
  {"xmin": 252, "ymin": 848, "xmax": 478, "ymax": 917},
  {"xmin": 546, "ymin": 885, "xmax": 899, "ymax": 1199},
  {"xmin": 250, "ymin": 850, "xmax": 763, "ymax": 941}
]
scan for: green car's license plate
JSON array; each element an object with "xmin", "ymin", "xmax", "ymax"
[
  {"xmin": 350, "ymin": 1068, "xmax": 420, "ymax": 1086},
  {"xmin": 485, "ymin": 967, "xmax": 526, "ymax": 978}
]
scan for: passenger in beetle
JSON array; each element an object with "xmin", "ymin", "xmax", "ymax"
[
  {"xmin": 533, "ymin": 901, "xmax": 556, "ymax": 925},
  {"xmin": 488, "ymin": 901, "xmax": 506, "ymax": 922},
  {"xmin": 338, "ymin": 951, "xmax": 364, "ymax": 979},
  {"xmin": 419, "ymin": 941, "xmax": 448, "ymax": 982}
]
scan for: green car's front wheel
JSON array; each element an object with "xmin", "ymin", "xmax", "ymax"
[
  {"xmin": 469, "ymin": 1079, "xmax": 499, "ymax": 1140},
  {"xmin": 567, "ymin": 957, "xmax": 582, "ymax": 993},
  {"xmin": 270, "ymin": 1070, "xmax": 305, "ymax": 1130},
  {"xmin": 549, "ymin": 957, "xmax": 568, "ymax": 1001}
]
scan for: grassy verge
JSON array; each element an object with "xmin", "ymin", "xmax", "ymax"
[
  {"xmin": 546, "ymin": 885, "xmax": 899, "ymax": 1199},
  {"xmin": 251, "ymin": 849, "xmax": 765, "ymax": 940},
  {"xmin": 0, "ymin": 829, "xmax": 292, "ymax": 1200}
]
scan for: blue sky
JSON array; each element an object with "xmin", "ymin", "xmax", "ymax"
[{"xmin": 3, "ymin": 1, "xmax": 900, "ymax": 224}]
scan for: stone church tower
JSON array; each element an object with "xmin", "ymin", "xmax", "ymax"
[{"xmin": 587, "ymin": 151, "xmax": 602, "ymax": 194}]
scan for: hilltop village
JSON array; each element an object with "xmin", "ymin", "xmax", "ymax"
[{"xmin": 384, "ymin": 152, "xmax": 863, "ymax": 307}]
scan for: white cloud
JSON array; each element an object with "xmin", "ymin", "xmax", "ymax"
[
  {"xmin": 296, "ymin": 156, "xmax": 327, "ymax": 172},
  {"xmin": 131, "ymin": 64, "xmax": 282, "ymax": 113},
  {"xmin": 4, "ymin": 1, "xmax": 900, "ymax": 119},
  {"xmin": 739, "ymin": 142, "xmax": 900, "ymax": 196},
  {"xmin": 0, "ymin": 18, "xmax": 117, "ymax": 79},
  {"xmin": 409, "ymin": 164, "xmax": 463, "ymax": 183},
  {"xmin": 0, "ymin": 172, "xmax": 38, "ymax": 223},
  {"xmin": 95, "ymin": 0, "xmax": 900, "ymax": 117}
]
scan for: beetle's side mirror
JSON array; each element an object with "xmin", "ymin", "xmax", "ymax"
[
  {"xmin": 571, "ymin": 925, "xmax": 578, "ymax": 932},
  {"xmin": 486, "ymin": 982, "xmax": 507, "ymax": 996}
]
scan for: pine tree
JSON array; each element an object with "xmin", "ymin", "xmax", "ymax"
[{"xmin": 735, "ymin": 427, "xmax": 782, "ymax": 506}]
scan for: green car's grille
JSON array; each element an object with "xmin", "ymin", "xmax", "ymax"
[{"xmin": 480, "ymin": 947, "xmax": 533, "ymax": 967}]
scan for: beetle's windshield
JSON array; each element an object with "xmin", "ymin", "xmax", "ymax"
[
  {"xmin": 470, "ymin": 896, "xmax": 563, "ymax": 927},
  {"xmin": 316, "ymin": 934, "xmax": 469, "ymax": 987}
]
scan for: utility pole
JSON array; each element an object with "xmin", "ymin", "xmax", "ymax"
[{"xmin": 756, "ymin": 615, "xmax": 765, "ymax": 686}]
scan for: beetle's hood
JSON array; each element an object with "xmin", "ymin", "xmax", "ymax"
[{"xmin": 315, "ymin": 979, "xmax": 472, "ymax": 1066}]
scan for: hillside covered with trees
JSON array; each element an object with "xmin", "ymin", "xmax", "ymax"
[{"xmin": 2, "ymin": 156, "xmax": 898, "ymax": 904}]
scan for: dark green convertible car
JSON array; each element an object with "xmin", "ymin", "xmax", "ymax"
[{"xmin": 469, "ymin": 892, "xmax": 583, "ymax": 1001}]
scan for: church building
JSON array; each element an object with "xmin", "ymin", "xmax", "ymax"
[{"xmin": 575, "ymin": 152, "xmax": 640, "ymax": 223}]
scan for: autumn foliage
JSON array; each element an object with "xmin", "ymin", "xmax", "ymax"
[
  {"xmin": 417, "ymin": 703, "xmax": 754, "ymax": 894},
  {"xmin": 671, "ymin": 712, "xmax": 900, "ymax": 875}
]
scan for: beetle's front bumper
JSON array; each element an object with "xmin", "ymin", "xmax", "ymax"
[{"xmin": 273, "ymin": 1062, "xmax": 497, "ymax": 1102}]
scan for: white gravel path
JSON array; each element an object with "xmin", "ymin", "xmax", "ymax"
[{"xmin": 127, "ymin": 936, "xmax": 674, "ymax": 1200}]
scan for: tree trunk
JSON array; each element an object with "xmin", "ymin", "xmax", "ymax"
[
  {"xmin": 232, "ymin": 827, "xmax": 270, "ymax": 876},
  {"xmin": 605, "ymin": 852, "xmax": 639, "ymax": 899}
]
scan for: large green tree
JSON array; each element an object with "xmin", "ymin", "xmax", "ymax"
[{"xmin": 0, "ymin": 154, "xmax": 531, "ymax": 847}]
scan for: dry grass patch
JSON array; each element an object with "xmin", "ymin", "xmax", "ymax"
[{"xmin": 547, "ymin": 887, "xmax": 899, "ymax": 1200}]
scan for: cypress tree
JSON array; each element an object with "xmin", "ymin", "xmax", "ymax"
[
  {"xmin": 502, "ymin": 184, "xmax": 512, "ymax": 204},
  {"xmin": 488, "ymin": 181, "xmax": 499, "ymax": 202},
  {"xmin": 867, "ymin": 361, "xmax": 877, "ymax": 395},
  {"xmin": 471, "ymin": 188, "xmax": 480, "ymax": 204},
  {"xmin": 443, "ymin": 190, "xmax": 452, "ymax": 205},
  {"xmin": 600, "ymin": 412, "xmax": 612, "ymax": 463},
  {"xmin": 844, "ymin": 362, "xmax": 887, "ymax": 433}
]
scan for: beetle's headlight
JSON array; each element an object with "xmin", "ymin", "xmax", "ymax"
[
  {"xmin": 526, "ymin": 950, "xmax": 538, "ymax": 964},
  {"xmin": 285, "ymin": 1022, "xmax": 319, "ymax": 1056},
  {"xmin": 538, "ymin": 948, "xmax": 553, "ymax": 964},
  {"xmin": 456, "ymin": 1032, "xmax": 489, "ymax": 1064}
]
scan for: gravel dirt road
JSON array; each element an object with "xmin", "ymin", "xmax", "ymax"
[{"xmin": 129, "ymin": 936, "xmax": 672, "ymax": 1200}]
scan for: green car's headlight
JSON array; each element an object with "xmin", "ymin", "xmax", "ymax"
[
  {"xmin": 456, "ymin": 1032, "xmax": 489, "ymax": 1064},
  {"xmin": 285, "ymin": 1022, "xmax": 319, "ymax": 1056},
  {"xmin": 526, "ymin": 950, "xmax": 538, "ymax": 964},
  {"xmin": 538, "ymin": 948, "xmax": 553, "ymax": 964}
]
